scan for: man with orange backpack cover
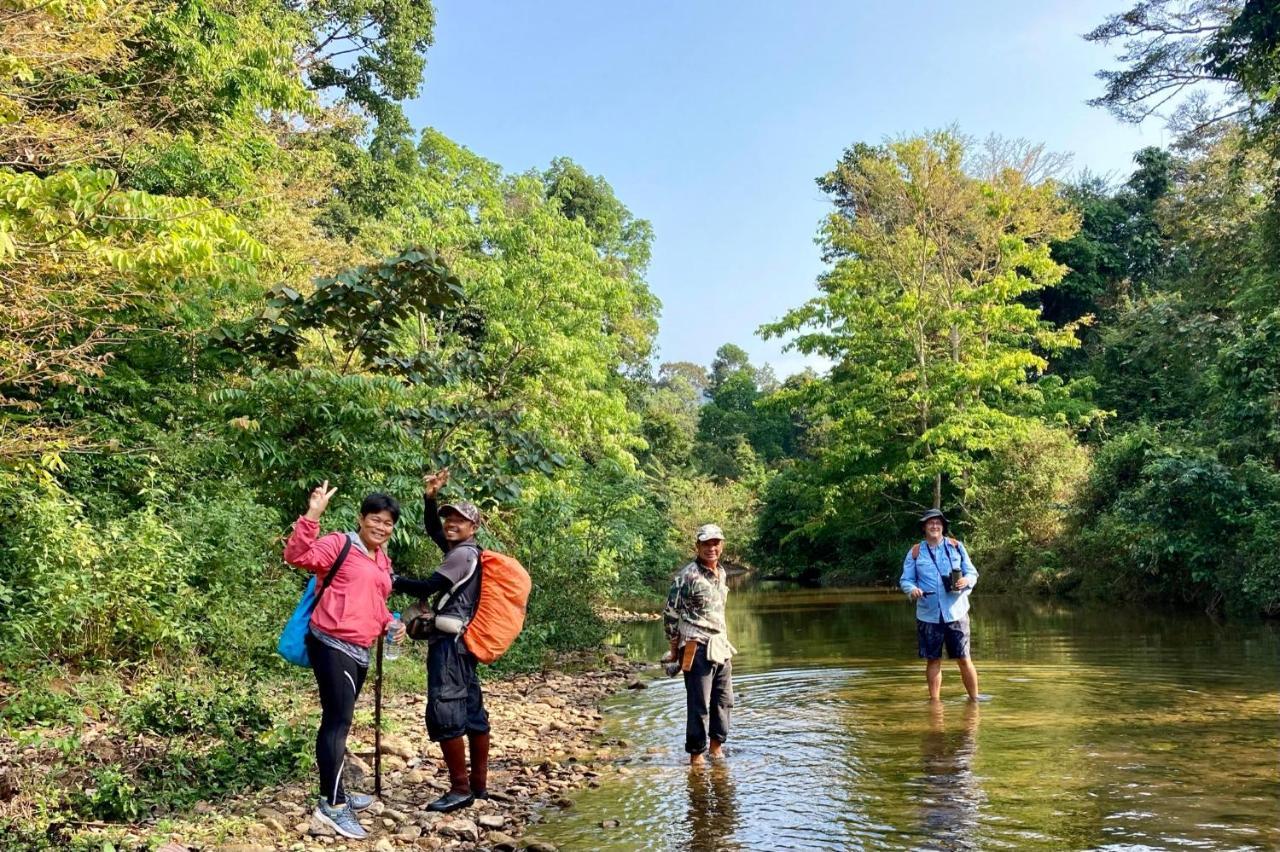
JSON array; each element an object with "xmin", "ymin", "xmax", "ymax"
[{"xmin": 391, "ymin": 469, "xmax": 504, "ymax": 813}]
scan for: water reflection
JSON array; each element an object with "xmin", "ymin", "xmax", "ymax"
[
  {"xmin": 543, "ymin": 588, "xmax": 1280, "ymax": 851},
  {"xmin": 685, "ymin": 763, "xmax": 740, "ymax": 852},
  {"xmin": 915, "ymin": 702, "xmax": 982, "ymax": 850}
]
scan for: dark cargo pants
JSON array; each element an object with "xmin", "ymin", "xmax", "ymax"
[
  {"xmin": 683, "ymin": 642, "xmax": 733, "ymax": 754},
  {"xmin": 426, "ymin": 636, "xmax": 489, "ymax": 742}
]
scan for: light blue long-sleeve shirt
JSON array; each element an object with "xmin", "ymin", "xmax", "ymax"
[{"xmin": 899, "ymin": 538, "xmax": 978, "ymax": 623}]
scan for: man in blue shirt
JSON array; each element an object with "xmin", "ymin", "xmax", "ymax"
[{"xmin": 899, "ymin": 509, "xmax": 980, "ymax": 701}]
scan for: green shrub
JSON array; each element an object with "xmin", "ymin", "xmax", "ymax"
[
  {"xmin": 483, "ymin": 461, "xmax": 678, "ymax": 672},
  {"xmin": 124, "ymin": 676, "xmax": 273, "ymax": 738},
  {"xmin": 70, "ymin": 721, "xmax": 313, "ymax": 820},
  {"xmin": 0, "ymin": 681, "xmax": 80, "ymax": 727},
  {"xmin": 1067, "ymin": 426, "xmax": 1280, "ymax": 614},
  {"xmin": 0, "ymin": 478, "xmax": 286, "ymax": 671},
  {"xmin": 968, "ymin": 423, "xmax": 1092, "ymax": 590}
]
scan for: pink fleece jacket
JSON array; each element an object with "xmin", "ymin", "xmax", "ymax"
[{"xmin": 283, "ymin": 516, "xmax": 393, "ymax": 647}]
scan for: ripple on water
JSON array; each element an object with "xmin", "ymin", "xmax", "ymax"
[{"xmin": 536, "ymin": 591, "xmax": 1280, "ymax": 851}]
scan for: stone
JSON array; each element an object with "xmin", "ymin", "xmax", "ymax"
[
  {"xmin": 437, "ymin": 818, "xmax": 479, "ymax": 842},
  {"xmin": 487, "ymin": 831, "xmax": 518, "ymax": 851},
  {"xmin": 626, "ymin": 680, "xmax": 647, "ymax": 690},
  {"xmin": 212, "ymin": 846, "xmax": 275, "ymax": 852},
  {"xmin": 374, "ymin": 839, "xmax": 396, "ymax": 852},
  {"xmin": 308, "ymin": 816, "xmax": 336, "ymax": 837},
  {"xmin": 477, "ymin": 814, "xmax": 505, "ymax": 830},
  {"xmin": 396, "ymin": 826, "xmax": 423, "ymax": 841},
  {"xmin": 294, "ymin": 822, "xmax": 311, "ymax": 835},
  {"xmin": 382, "ymin": 807, "xmax": 409, "ymax": 824},
  {"xmin": 380, "ymin": 734, "xmax": 416, "ymax": 759},
  {"xmin": 600, "ymin": 819, "xmax": 620, "ymax": 828},
  {"xmin": 341, "ymin": 754, "xmax": 370, "ymax": 788},
  {"xmin": 260, "ymin": 817, "xmax": 286, "ymax": 834},
  {"xmin": 521, "ymin": 841, "xmax": 558, "ymax": 852}
]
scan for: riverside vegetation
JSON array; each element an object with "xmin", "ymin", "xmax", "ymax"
[{"xmin": 1, "ymin": 0, "xmax": 1278, "ymax": 847}]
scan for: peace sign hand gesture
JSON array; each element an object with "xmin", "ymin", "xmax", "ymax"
[{"xmin": 305, "ymin": 480, "xmax": 338, "ymax": 521}]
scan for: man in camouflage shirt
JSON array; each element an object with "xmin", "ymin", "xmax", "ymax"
[{"xmin": 663, "ymin": 524, "xmax": 736, "ymax": 766}]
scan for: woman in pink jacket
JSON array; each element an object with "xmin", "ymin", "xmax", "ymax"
[{"xmin": 283, "ymin": 480, "xmax": 405, "ymax": 840}]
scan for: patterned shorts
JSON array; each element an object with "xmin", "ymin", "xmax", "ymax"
[{"xmin": 917, "ymin": 617, "xmax": 971, "ymax": 660}]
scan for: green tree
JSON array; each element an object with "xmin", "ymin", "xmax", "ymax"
[
  {"xmin": 1086, "ymin": 0, "xmax": 1278, "ymax": 139},
  {"xmin": 763, "ymin": 131, "xmax": 1083, "ymax": 520}
]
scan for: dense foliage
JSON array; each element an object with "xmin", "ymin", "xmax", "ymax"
[
  {"xmin": 2, "ymin": 0, "xmax": 1278, "ymax": 840},
  {"xmin": 0, "ymin": 0, "xmax": 713, "ymax": 837},
  {"xmin": 749, "ymin": 0, "xmax": 1280, "ymax": 616}
]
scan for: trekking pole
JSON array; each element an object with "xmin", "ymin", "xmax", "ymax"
[{"xmin": 374, "ymin": 635, "xmax": 383, "ymax": 798}]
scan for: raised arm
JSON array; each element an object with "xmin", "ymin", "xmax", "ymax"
[
  {"xmin": 422, "ymin": 470, "xmax": 450, "ymax": 553},
  {"xmin": 283, "ymin": 481, "xmax": 346, "ymax": 575}
]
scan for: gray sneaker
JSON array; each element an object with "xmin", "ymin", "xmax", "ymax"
[
  {"xmin": 346, "ymin": 792, "xmax": 374, "ymax": 812},
  {"xmin": 314, "ymin": 800, "xmax": 367, "ymax": 839}
]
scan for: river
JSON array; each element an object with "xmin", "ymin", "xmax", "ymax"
[{"xmin": 536, "ymin": 585, "xmax": 1280, "ymax": 851}]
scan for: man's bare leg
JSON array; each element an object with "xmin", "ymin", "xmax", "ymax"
[
  {"xmin": 956, "ymin": 657, "xmax": 979, "ymax": 701},
  {"xmin": 690, "ymin": 752, "xmax": 705, "ymax": 767},
  {"xmin": 926, "ymin": 658, "xmax": 943, "ymax": 702},
  {"xmin": 707, "ymin": 739, "xmax": 724, "ymax": 759}
]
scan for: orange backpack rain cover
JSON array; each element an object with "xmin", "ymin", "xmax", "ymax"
[{"xmin": 462, "ymin": 550, "xmax": 531, "ymax": 663}]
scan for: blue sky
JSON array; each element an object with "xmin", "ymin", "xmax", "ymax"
[{"xmin": 405, "ymin": 1, "xmax": 1164, "ymax": 377}]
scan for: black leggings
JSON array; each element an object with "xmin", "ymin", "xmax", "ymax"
[{"xmin": 307, "ymin": 633, "xmax": 368, "ymax": 806}]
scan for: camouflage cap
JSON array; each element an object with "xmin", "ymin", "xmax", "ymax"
[
  {"xmin": 695, "ymin": 523, "xmax": 725, "ymax": 542},
  {"xmin": 438, "ymin": 501, "xmax": 481, "ymax": 524}
]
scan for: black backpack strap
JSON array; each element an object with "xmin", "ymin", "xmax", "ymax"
[
  {"xmin": 316, "ymin": 536, "xmax": 354, "ymax": 602},
  {"xmin": 437, "ymin": 543, "xmax": 481, "ymax": 612}
]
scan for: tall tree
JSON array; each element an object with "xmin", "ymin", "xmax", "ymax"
[
  {"xmin": 762, "ymin": 131, "xmax": 1083, "ymax": 519},
  {"xmin": 1087, "ymin": 0, "xmax": 1279, "ymax": 141}
]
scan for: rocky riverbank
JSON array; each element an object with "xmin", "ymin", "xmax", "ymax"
[{"xmin": 71, "ymin": 653, "xmax": 657, "ymax": 852}]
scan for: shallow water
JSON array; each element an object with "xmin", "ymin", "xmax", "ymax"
[{"xmin": 537, "ymin": 586, "xmax": 1280, "ymax": 851}]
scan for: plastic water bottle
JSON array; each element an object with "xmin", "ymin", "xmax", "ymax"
[{"xmin": 384, "ymin": 613, "xmax": 402, "ymax": 661}]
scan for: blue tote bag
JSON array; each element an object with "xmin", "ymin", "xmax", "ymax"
[{"xmin": 277, "ymin": 537, "xmax": 353, "ymax": 667}]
